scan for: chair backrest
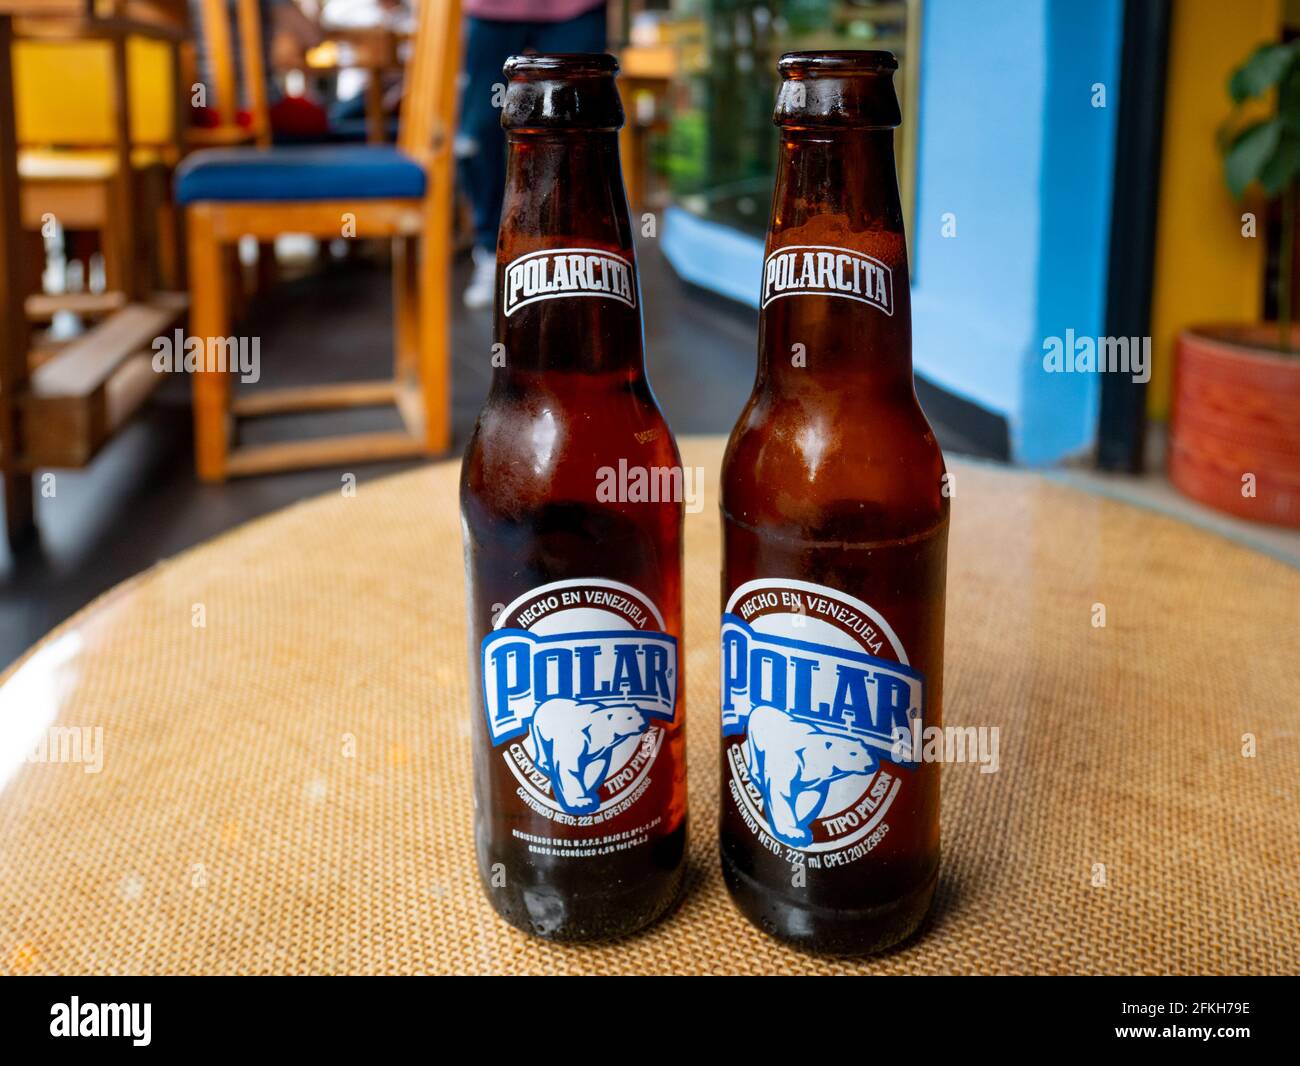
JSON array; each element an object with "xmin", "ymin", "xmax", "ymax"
[
  {"xmin": 194, "ymin": 0, "xmax": 269, "ymax": 146},
  {"xmin": 14, "ymin": 34, "xmax": 174, "ymax": 148},
  {"xmin": 397, "ymin": 0, "xmax": 459, "ymax": 165},
  {"xmin": 8, "ymin": 0, "xmax": 183, "ymax": 150}
]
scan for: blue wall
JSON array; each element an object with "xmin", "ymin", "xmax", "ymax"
[
  {"xmin": 912, "ymin": 0, "xmax": 1123, "ymax": 463},
  {"xmin": 662, "ymin": 0, "xmax": 1126, "ymax": 464}
]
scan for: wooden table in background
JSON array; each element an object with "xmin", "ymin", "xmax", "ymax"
[{"xmin": 301, "ymin": 26, "xmax": 407, "ymax": 145}]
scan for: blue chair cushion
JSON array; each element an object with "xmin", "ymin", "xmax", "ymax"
[{"xmin": 175, "ymin": 145, "xmax": 425, "ymax": 204}]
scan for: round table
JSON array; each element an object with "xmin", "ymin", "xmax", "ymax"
[{"xmin": 1, "ymin": 438, "xmax": 1296, "ymax": 975}]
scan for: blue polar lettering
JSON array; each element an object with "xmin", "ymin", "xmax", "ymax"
[
  {"xmin": 483, "ymin": 628, "xmax": 677, "ymax": 745},
  {"xmin": 720, "ymin": 613, "xmax": 923, "ymax": 761}
]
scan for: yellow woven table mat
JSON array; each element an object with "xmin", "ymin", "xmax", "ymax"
[{"xmin": 1, "ymin": 437, "xmax": 1296, "ymax": 975}]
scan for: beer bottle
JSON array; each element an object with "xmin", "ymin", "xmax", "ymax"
[
  {"xmin": 719, "ymin": 51, "xmax": 947, "ymax": 954},
  {"xmin": 460, "ymin": 54, "xmax": 686, "ymax": 941}
]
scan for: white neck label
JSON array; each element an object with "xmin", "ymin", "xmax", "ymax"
[
  {"xmin": 761, "ymin": 244, "xmax": 894, "ymax": 315},
  {"xmin": 502, "ymin": 248, "xmax": 637, "ymax": 317}
]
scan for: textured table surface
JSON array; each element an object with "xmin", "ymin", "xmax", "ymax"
[{"xmin": 1, "ymin": 437, "xmax": 1296, "ymax": 975}]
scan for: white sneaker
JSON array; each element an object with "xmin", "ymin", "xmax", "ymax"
[{"xmin": 463, "ymin": 246, "xmax": 496, "ymax": 310}]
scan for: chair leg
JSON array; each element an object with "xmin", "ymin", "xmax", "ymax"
[
  {"xmin": 255, "ymin": 240, "xmax": 276, "ymax": 294},
  {"xmin": 3, "ymin": 470, "xmax": 33, "ymax": 549},
  {"xmin": 19, "ymin": 229, "xmax": 43, "ymax": 305},
  {"xmin": 102, "ymin": 173, "xmax": 133, "ymax": 299},
  {"xmin": 415, "ymin": 191, "xmax": 451, "ymax": 453},
  {"xmin": 187, "ymin": 206, "xmax": 231, "ymax": 482},
  {"xmin": 156, "ymin": 183, "xmax": 182, "ymax": 291},
  {"xmin": 392, "ymin": 234, "xmax": 418, "ymax": 383},
  {"xmin": 225, "ymin": 242, "xmax": 247, "ymax": 323}
]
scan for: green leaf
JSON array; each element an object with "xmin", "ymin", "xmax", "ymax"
[
  {"xmin": 1229, "ymin": 43, "xmax": 1296, "ymax": 103},
  {"xmin": 1224, "ymin": 118, "xmax": 1282, "ymax": 197},
  {"xmin": 1260, "ymin": 130, "xmax": 1300, "ymax": 195}
]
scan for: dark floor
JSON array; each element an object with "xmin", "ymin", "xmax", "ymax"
[{"xmin": 0, "ymin": 239, "xmax": 987, "ymax": 670}]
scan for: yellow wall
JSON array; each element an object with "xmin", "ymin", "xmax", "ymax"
[{"xmin": 1148, "ymin": 0, "xmax": 1279, "ymax": 419}]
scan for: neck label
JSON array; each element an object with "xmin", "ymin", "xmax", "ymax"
[
  {"xmin": 761, "ymin": 244, "xmax": 894, "ymax": 316},
  {"xmin": 502, "ymin": 247, "xmax": 637, "ymax": 317}
]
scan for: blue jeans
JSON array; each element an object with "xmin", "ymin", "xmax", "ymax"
[{"xmin": 457, "ymin": 6, "xmax": 608, "ymax": 252}]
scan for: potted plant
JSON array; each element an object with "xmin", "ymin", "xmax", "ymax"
[{"xmin": 1169, "ymin": 40, "xmax": 1300, "ymax": 527}]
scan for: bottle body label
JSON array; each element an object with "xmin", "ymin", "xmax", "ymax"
[
  {"xmin": 482, "ymin": 577, "xmax": 677, "ymax": 821},
  {"xmin": 721, "ymin": 578, "xmax": 923, "ymax": 856}
]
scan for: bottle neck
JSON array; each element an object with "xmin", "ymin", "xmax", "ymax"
[
  {"xmin": 495, "ymin": 131, "xmax": 645, "ymax": 379},
  {"xmin": 758, "ymin": 127, "xmax": 912, "ymax": 396}
]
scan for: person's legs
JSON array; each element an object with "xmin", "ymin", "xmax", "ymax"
[
  {"xmin": 458, "ymin": 8, "xmax": 606, "ymax": 308},
  {"xmin": 529, "ymin": 4, "xmax": 609, "ymax": 54},
  {"xmin": 458, "ymin": 17, "xmax": 529, "ymax": 307},
  {"xmin": 459, "ymin": 17, "xmax": 526, "ymax": 254}
]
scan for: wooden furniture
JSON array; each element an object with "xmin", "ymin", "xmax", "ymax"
[
  {"xmin": 13, "ymin": 0, "xmax": 189, "ymax": 304},
  {"xmin": 617, "ymin": 43, "xmax": 674, "ymax": 211},
  {"xmin": 176, "ymin": 0, "xmax": 458, "ymax": 481},
  {"xmin": 0, "ymin": 12, "xmax": 30, "ymax": 541},
  {"xmin": 0, "ymin": 438, "xmax": 1295, "ymax": 974},
  {"xmin": 13, "ymin": 0, "xmax": 402, "ymax": 328},
  {"xmin": 302, "ymin": 25, "xmax": 408, "ymax": 145},
  {"xmin": 0, "ymin": 4, "xmax": 187, "ymax": 548},
  {"xmin": 188, "ymin": 0, "xmax": 269, "ymax": 149}
]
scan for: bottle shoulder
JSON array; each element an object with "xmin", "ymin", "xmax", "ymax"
[
  {"xmin": 461, "ymin": 382, "xmax": 681, "ymax": 520},
  {"xmin": 721, "ymin": 390, "xmax": 949, "ymax": 539}
]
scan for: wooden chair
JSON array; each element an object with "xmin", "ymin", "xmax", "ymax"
[
  {"xmin": 187, "ymin": 0, "xmax": 269, "ymax": 150},
  {"xmin": 1, "ymin": 4, "xmax": 188, "ymax": 548},
  {"xmin": 14, "ymin": 1, "xmax": 189, "ymax": 306},
  {"xmin": 175, "ymin": 0, "xmax": 458, "ymax": 480}
]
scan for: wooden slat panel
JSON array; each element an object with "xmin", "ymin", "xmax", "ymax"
[
  {"xmin": 0, "ymin": 2, "xmax": 88, "ymax": 15},
  {"xmin": 25, "ymin": 289, "xmax": 125, "ymax": 320},
  {"xmin": 224, "ymin": 431, "xmax": 426, "ymax": 478},
  {"xmin": 398, "ymin": 0, "xmax": 459, "ymax": 160},
  {"xmin": 102, "ymin": 348, "xmax": 159, "ymax": 432},
  {"xmin": 195, "ymin": 0, "xmax": 236, "ymax": 125},
  {"xmin": 20, "ymin": 177, "xmax": 110, "ymax": 228},
  {"xmin": 234, "ymin": 0, "xmax": 267, "ymax": 145},
  {"xmin": 28, "ymin": 290, "xmax": 183, "ymax": 397},
  {"xmin": 21, "ymin": 348, "xmax": 163, "ymax": 466},
  {"xmin": 231, "ymin": 380, "xmax": 398, "ymax": 417},
  {"xmin": 19, "ymin": 292, "xmax": 184, "ymax": 467},
  {"xmin": 205, "ymin": 199, "xmax": 425, "ymax": 241},
  {"xmin": 10, "ymin": 16, "xmax": 184, "ymax": 42}
]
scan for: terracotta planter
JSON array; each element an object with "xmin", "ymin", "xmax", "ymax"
[{"xmin": 1169, "ymin": 325, "xmax": 1300, "ymax": 528}]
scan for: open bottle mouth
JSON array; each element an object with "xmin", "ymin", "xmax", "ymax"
[
  {"xmin": 774, "ymin": 50, "xmax": 902, "ymax": 130},
  {"xmin": 501, "ymin": 52, "xmax": 624, "ymax": 131},
  {"xmin": 504, "ymin": 52, "xmax": 620, "ymax": 79},
  {"xmin": 779, "ymin": 50, "xmax": 898, "ymax": 77}
]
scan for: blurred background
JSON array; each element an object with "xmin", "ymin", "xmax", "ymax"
[{"xmin": 0, "ymin": 0, "xmax": 1297, "ymax": 669}]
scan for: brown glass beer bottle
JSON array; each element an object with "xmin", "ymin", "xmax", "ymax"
[
  {"xmin": 719, "ymin": 51, "xmax": 948, "ymax": 955},
  {"xmin": 460, "ymin": 54, "xmax": 686, "ymax": 941}
]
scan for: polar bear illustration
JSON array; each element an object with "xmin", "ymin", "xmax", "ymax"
[
  {"xmin": 528, "ymin": 698, "xmax": 648, "ymax": 813},
  {"xmin": 744, "ymin": 704, "xmax": 876, "ymax": 847}
]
